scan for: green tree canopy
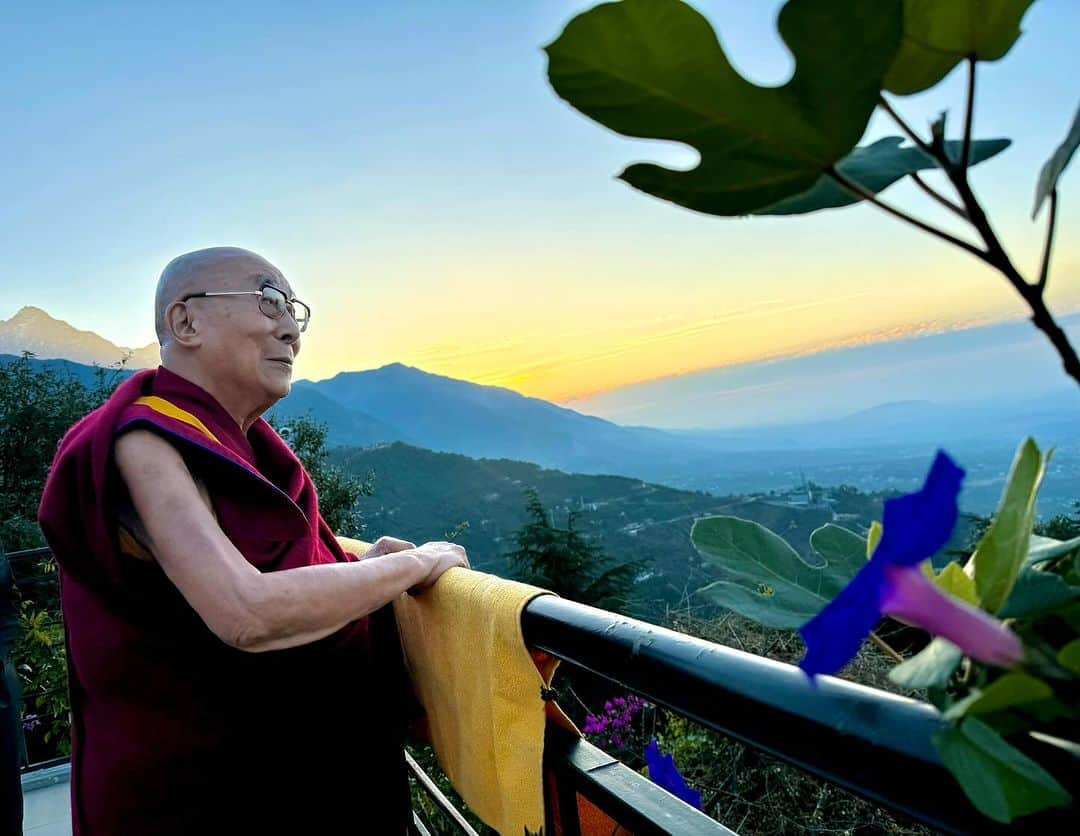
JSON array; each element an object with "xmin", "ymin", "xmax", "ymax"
[
  {"xmin": 507, "ymin": 488, "xmax": 642, "ymax": 611},
  {"xmin": 0, "ymin": 354, "xmax": 125, "ymax": 550},
  {"xmin": 266, "ymin": 412, "xmax": 373, "ymax": 537}
]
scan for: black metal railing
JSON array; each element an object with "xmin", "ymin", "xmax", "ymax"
[{"xmin": 521, "ymin": 594, "xmax": 1079, "ymax": 835}]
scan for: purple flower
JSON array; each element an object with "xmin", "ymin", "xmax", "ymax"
[
  {"xmin": 23, "ymin": 713, "xmax": 41, "ymax": 732},
  {"xmin": 798, "ymin": 451, "xmax": 1023, "ymax": 678},
  {"xmin": 644, "ymin": 738, "xmax": 701, "ymax": 809}
]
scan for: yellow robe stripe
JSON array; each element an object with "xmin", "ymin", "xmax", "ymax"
[{"xmin": 132, "ymin": 395, "xmax": 221, "ymax": 444}]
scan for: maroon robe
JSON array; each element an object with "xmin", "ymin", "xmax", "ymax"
[{"xmin": 38, "ymin": 366, "xmax": 412, "ymax": 834}]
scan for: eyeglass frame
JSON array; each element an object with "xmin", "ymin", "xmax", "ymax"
[{"xmin": 179, "ymin": 283, "xmax": 311, "ymax": 332}]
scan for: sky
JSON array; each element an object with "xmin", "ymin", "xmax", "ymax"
[{"xmin": 2, "ymin": 0, "xmax": 1079, "ymax": 405}]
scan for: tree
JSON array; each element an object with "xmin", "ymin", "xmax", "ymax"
[
  {"xmin": 507, "ymin": 488, "xmax": 642, "ymax": 611},
  {"xmin": 0, "ymin": 354, "xmax": 126, "ymax": 550},
  {"xmin": 1035, "ymin": 500, "xmax": 1080, "ymax": 541},
  {"xmin": 266, "ymin": 412, "xmax": 373, "ymax": 537}
]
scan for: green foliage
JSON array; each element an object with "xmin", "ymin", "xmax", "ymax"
[
  {"xmin": 0, "ymin": 353, "xmax": 125, "ymax": 550},
  {"xmin": 545, "ymin": 0, "xmax": 903, "ymax": 215},
  {"xmin": 884, "ymin": 0, "xmax": 1036, "ymax": 95},
  {"xmin": 808, "ymin": 523, "xmax": 865, "ymax": 566},
  {"xmin": 889, "ymin": 638, "xmax": 964, "ymax": 689},
  {"xmin": 926, "ymin": 561, "xmax": 977, "ymax": 605},
  {"xmin": 998, "ymin": 565, "xmax": 1080, "ymax": 619},
  {"xmin": 759, "ymin": 137, "xmax": 1009, "ymax": 214},
  {"xmin": 972, "ymin": 439, "xmax": 1047, "ymax": 613},
  {"xmin": 266, "ymin": 412, "xmax": 373, "ymax": 537},
  {"xmin": 689, "ymin": 438, "xmax": 1077, "ymax": 823},
  {"xmin": 507, "ymin": 488, "xmax": 641, "ymax": 610},
  {"xmin": 13, "ymin": 604, "xmax": 70, "ymax": 758},
  {"xmin": 1033, "ymin": 500, "xmax": 1080, "ymax": 542},
  {"xmin": 943, "ymin": 671, "xmax": 1052, "ymax": 720},
  {"xmin": 690, "ymin": 517, "xmax": 863, "ymax": 629},
  {"xmin": 1033, "ymin": 103, "xmax": 1079, "ymax": 217},
  {"xmin": 933, "ymin": 717, "xmax": 1069, "ymax": 823}
]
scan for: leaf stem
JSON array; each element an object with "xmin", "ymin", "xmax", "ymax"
[
  {"xmin": 961, "ymin": 57, "xmax": 976, "ymax": 171},
  {"xmin": 1038, "ymin": 190, "xmax": 1058, "ymax": 291},
  {"xmin": 827, "ymin": 166, "xmax": 983, "ymax": 257},
  {"xmin": 870, "ymin": 631, "xmax": 905, "ymax": 663},
  {"xmin": 877, "ymin": 95, "xmax": 934, "ymax": 156},
  {"xmin": 909, "ymin": 173, "xmax": 969, "ymax": 219}
]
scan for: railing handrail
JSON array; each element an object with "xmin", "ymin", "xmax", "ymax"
[{"xmin": 521, "ymin": 594, "xmax": 1079, "ymax": 835}]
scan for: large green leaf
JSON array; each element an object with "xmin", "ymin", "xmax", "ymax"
[
  {"xmin": 545, "ymin": 0, "xmax": 903, "ymax": 215},
  {"xmin": 1058, "ymin": 639, "xmax": 1080, "ymax": 674},
  {"xmin": 889, "ymin": 638, "xmax": 963, "ymax": 688},
  {"xmin": 943, "ymin": 671, "xmax": 1053, "ymax": 720},
  {"xmin": 972, "ymin": 439, "xmax": 1048, "ymax": 613},
  {"xmin": 809, "ymin": 523, "xmax": 865, "ymax": 565},
  {"xmin": 1033, "ymin": 103, "xmax": 1080, "ymax": 218},
  {"xmin": 758, "ymin": 136, "xmax": 1010, "ymax": 215},
  {"xmin": 691, "ymin": 516, "xmax": 862, "ymax": 629},
  {"xmin": 998, "ymin": 566, "xmax": 1080, "ymax": 619},
  {"xmin": 933, "ymin": 717, "xmax": 1070, "ymax": 823},
  {"xmin": 885, "ymin": 0, "xmax": 1037, "ymax": 95}
]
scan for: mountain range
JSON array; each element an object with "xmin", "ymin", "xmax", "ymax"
[
  {"xmin": 566, "ymin": 314, "xmax": 1080, "ymax": 429},
  {"xmin": 0, "ymin": 306, "xmax": 159, "ymax": 369},
  {"xmin": 2, "ymin": 306, "xmax": 1077, "ymax": 515}
]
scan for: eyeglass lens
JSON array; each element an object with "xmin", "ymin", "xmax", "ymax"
[{"xmin": 259, "ymin": 286, "xmax": 309, "ymax": 331}]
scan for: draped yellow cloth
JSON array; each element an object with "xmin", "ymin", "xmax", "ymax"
[{"xmin": 337, "ymin": 537, "xmax": 579, "ymax": 835}]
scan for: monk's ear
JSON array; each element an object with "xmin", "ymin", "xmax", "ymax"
[{"xmin": 166, "ymin": 301, "xmax": 203, "ymax": 348}]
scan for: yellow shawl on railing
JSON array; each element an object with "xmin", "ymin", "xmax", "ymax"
[{"xmin": 338, "ymin": 537, "xmax": 579, "ymax": 835}]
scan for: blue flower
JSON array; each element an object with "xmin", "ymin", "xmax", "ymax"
[
  {"xmin": 644, "ymin": 738, "xmax": 702, "ymax": 809},
  {"xmin": 798, "ymin": 451, "xmax": 1021, "ymax": 678}
]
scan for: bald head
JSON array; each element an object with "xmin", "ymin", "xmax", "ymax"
[{"xmin": 154, "ymin": 247, "xmax": 286, "ymax": 347}]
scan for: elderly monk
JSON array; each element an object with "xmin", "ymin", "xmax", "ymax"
[{"xmin": 38, "ymin": 247, "xmax": 468, "ymax": 835}]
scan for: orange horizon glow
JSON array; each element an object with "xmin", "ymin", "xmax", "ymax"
[{"xmin": 293, "ymin": 261, "xmax": 1080, "ymax": 404}]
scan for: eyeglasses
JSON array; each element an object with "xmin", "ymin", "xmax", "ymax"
[{"xmin": 181, "ymin": 285, "xmax": 311, "ymax": 332}]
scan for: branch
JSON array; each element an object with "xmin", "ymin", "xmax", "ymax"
[
  {"xmin": 869, "ymin": 631, "xmax": 905, "ymax": 664},
  {"xmin": 961, "ymin": 57, "xmax": 976, "ymax": 172},
  {"xmin": 947, "ymin": 171, "xmax": 1080, "ymax": 385},
  {"xmin": 1038, "ymin": 190, "xmax": 1058, "ymax": 291},
  {"xmin": 910, "ymin": 172, "xmax": 969, "ymax": 219},
  {"xmin": 827, "ymin": 167, "xmax": 984, "ymax": 258},
  {"xmin": 878, "ymin": 95, "xmax": 934, "ymax": 156}
]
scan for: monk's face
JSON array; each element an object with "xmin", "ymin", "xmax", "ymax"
[{"xmin": 190, "ymin": 260, "xmax": 303, "ymax": 407}]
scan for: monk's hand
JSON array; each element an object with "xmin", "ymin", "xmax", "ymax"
[
  {"xmin": 361, "ymin": 536, "xmax": 416, "ymax": 560},
  {"xmin": 409, "ymin": 541, "xmax": 470, "ymax": 594}
]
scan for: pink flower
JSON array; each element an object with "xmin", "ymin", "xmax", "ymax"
[{"xmin": 882, "ymin": 565, "xmax": 1023, "ymax": 667}]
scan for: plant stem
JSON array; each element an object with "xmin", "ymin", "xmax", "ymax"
[
  {"xmin": 827, "ymin": 167, "xmax": 984, "ymax": 257},
  {"xmin": 1038, "ymin": 190, "xmax": 1058, "ymax": 291},
  {"xmin": 946, "ymin": 170, "xmax": 1080, "ymax": 385},
  {"xmin": 876, "ymin": 99, "xmax": 1080, "ymax": 388},
  {"xmin": 910, "ymin": 173, "xmax": 969, "ymax": 219},
  {"xmin": 961, "ymin": 57, "xmax": 976, "ymax": 171},
  {"xmin": 878, "ymin": 95, "xmax": 934, "ymax": 156},
  {"xmin": 870, "ymin": 631, "xmax": 904, "ymax": 663}
]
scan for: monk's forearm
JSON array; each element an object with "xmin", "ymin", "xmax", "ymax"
[{"xmin": 233, "ymin": 551, "xmax": 428, "ymax": 652}]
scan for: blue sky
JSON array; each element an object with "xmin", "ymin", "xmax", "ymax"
[{"xmin": 2, "ymin": 0, "xmax": 1078, "ymax": 403}]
